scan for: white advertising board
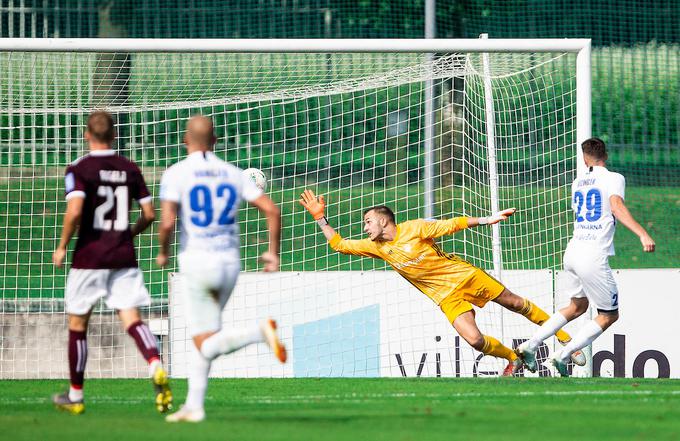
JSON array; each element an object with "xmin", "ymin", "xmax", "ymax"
[{"xmin": 168, "ymin": 269, "xmax": 679, "ymax": 378}]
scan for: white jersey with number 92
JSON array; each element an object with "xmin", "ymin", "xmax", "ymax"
[
  {"xmin": 570, "ymin": 165, "xmax": 625, "ymax": 256},
  {"xmin": 160, "ymin": 151, "xmax": 263, "ymax": 259}
]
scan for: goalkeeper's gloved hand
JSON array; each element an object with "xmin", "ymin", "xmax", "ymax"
[
  {"xmin": 478, "ymin": 208, "xmax": 516, "ymax": 225},
  {"xmin": 299, "ymin": 189, "xmax": 326, "ymax": 220}
]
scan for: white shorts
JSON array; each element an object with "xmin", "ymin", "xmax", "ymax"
[
  {"xmin": 178, "ymin": 251, "xmax": 240, "ymax": 336},
  {"xmin": 65, "ymin": 267, "xmax": 151, "ymax": 315},
  {"xmin": 562, "ymin": 241, "xmax": 619, "ymax": 312}
]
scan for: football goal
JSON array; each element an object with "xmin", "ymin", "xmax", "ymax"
[{"xmin": 0, "ymin": 38, "xmax": 590, "ymax": 379}]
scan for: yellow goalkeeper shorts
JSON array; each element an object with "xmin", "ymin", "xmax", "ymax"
[{"xmin": 439, "ymin": 269, "xmax": 505, "ymax": 324}]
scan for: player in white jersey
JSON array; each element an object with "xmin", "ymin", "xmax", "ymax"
[
  {"xmin": 517, "ymin": 138, "xmax": 655, "ymax": 376},
  {"xmin": 156, "ymin": 115, "xmax": 286, "ymax": 422}
]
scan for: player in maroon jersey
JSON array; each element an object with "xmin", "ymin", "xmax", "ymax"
[{"xmin": 51, "ymin": 111, "xmax": 172, "ymax": 415}]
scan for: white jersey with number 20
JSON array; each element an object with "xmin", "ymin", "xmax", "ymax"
[
  {"xmin": 570, "ymin": 165, "xmax": 625, "ymax": 256},
  {"xmin": 160, "ymin": 151, "xmax": 263, "ymax": 260}
]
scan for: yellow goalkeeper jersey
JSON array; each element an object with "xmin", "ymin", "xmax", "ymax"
[{"xmin": 328, "ymin": 218, "xmax": 478, "ymax": 305}]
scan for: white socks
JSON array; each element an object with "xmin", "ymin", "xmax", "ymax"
[
  {"xmin": 526, "ymin": 312, "xmax": 568, "ymax": 351},
  {"xmin": 69, "ymin": 386, "xmax": 83, "ymax": 402},
  {"xmin": 556, "ymin": 320, "xmax": 603, "ymax": 362},
  {"xmin": 148, "ymin": 358, "xmax": 161, "ymax": 377},
  {"xmin": 200, "ymin": 326, "xmax": 263, "ymax": 361},
  {"xmin": 185, "ymin": 346, "xmax": 211, "ymax": 411},
  {"xmin": 184, "ymin": 326, "xmax": 264, "ymax": 411}
]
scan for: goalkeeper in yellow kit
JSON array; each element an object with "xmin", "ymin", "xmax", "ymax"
[{"xmin": 300, "ymin": 190, "xmax": 585, "ymax": 376}]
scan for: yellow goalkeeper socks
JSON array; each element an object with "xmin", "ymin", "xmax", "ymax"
[
  {"xmin": 519, "ymin": 298, "xmax": 572, "ymax": 343},
  {"xmin": 481, "ymin": 335, "xmax": 517, "ymax": 361}
]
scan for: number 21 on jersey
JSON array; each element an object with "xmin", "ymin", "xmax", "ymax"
[
  {"xmin": 573, "ymin": 188, "xmax": 602, "ymax": 222},
  {"xmin": 94, "ymin": 185, "xmax": 128, "ymax": 231}
]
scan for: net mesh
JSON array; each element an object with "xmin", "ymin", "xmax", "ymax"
[
  {"xmin": 2, "ymin": 0, "xmax": 676, "ymax": 269},
  {"xmin": 0, "ymin": 49, "xmax": 578, "ymax": 378}
]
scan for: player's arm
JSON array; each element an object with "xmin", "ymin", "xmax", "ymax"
[
  {"xmin": 130, "ymin": 199, "xmax": 156, "ymax": 237},
  {"xmin": 466, "ymin": 208, "xmax": 516, "ymax": 228},
  {"xmin": 610, "ymin": 195, "xmax": 655, "ymax": 252},
  {"xmin": 416, "ymin": 208, "xmax": 517, "ymax": 238},
  {"xmin": 249, "ymin": 194, "xmax": 281, "ymax": 272},
  {"xmin": 299, "ymin": 189, "xmax": 376, "ymax": 257},
  {"xmin": 129, "ymin": 169, "xmax": 156, "ymax": 237},
  {"xmin": 156, "ymin": 200, "xmax": 178, "ymax": 268},
  {"xmin": 53, "ymin": 196, "xmax": 84, "ymax": 268}
]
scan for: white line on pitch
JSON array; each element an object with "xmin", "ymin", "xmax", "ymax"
[
  {"xmin": 3, "ymin": 390, "xmax": 680, "ymax": 405},
  {"xmin": 243, "ymin": 389, "xmax": 680, "ymax": 403}
]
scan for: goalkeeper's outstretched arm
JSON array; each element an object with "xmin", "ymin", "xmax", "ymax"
[
  {"xmin": 415, "ymin": 207, "xmax": 517, "ymax": 240},
  {"xmin": 300, "ymin": 189, "xmax": 517, "ymax": 242},
  {"xmin": 299, "ymin": 189, "xmax": 377, "ymax": 257},
  {"xmin": 465, "ymin": 208, "xmax": 517, "ymax": 228},
  {"xmin": 299, "ymin": 189, "xmax": 337, "ymax": 241}
]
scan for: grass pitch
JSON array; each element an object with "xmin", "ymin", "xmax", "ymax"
[{"xmin": 2, "ymin": 378, "xmax": 680, "ymax": 441}]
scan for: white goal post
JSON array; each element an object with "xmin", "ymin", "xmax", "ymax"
[{"xmin": 0, "ymin": 38, "xmax": 591, "ymax": 379}]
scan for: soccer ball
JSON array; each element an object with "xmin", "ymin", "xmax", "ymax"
[{"xmin": 243, "ymin": 167, "xmax": 267, "ymax": 191}]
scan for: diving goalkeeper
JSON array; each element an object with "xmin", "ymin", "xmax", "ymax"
[{"xmin": 299, "ymin": 190, "xmax": 584, "ymax": 376}]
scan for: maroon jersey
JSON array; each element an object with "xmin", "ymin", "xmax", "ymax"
[{"xmin": 64, "ymin": 150, "xmax": 151, "ymax": 269}]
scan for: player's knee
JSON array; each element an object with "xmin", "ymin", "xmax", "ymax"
[
  {"xmin": 564, "ymin": 298, "xmax": 589, "ymax": 318},
  {"xmin": 193, "ymin": 331, "xmax": 217, "ymax": 351},
  {"xmin": 598, "ymin": 310, "xmax": 619, "ymax": 328},
  {"xmin": 464, "ymin": 334, "xmax": 485, "ymax": 351},
  {"xmin": 505, "ymin": 297, "xmax": 524, "ymax": 312},
  {"xmin": 573, "ymin": 300, "xmax": 589, "ymax": 315},
  {"xmin": 68, "ymin": 314, "xmax": 89, "ymax": 332},
  {"xmin": 495, "ymin": 289, "xmax": 523, "ymax": 312}
]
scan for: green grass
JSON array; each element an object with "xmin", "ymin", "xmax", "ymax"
[{"xmin": 2, "ymin": 378, "xmax": 680, "ymax": 441}]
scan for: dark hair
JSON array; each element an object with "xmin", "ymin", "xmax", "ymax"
[
  {"xmin": 581, "ymin": 137, "xmax": 607, "ymax": 161},
  {"xmin": 87, "ymin": 111, "xmax": 115, "ymax": 143},
  {"xmin": 363, "ymin": 205, "xmax": 396, "ymax": 224}
]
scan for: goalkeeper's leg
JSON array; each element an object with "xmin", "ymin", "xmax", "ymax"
[
  {"xmin": 494, "ymin": 290, "xmax": 573, "ymax": 342},
  {"xmin": 452, "ymin": 311, "xmax": 521, "ymax": 377}
]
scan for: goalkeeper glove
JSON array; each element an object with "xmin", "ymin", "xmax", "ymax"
[
  {"xmin": 478, "ymin": 208, "xmax": 516, "ymax": 225},
  {"xmin": 299, "ymin": 189, "xmax": 326, "ymax": 220}
]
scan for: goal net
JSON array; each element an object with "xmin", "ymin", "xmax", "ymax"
[{"xmin": 0, "ymin": 39, "xmax": 589, "ymax": 379}]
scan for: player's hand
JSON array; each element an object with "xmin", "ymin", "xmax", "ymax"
[
  {"xmin": 156, "ymin": 252, "xmax": 169, "ymax": 268},
  {"xmin": 484, "ymin": 208, "xmax": 517, "ymax": 225},
  {"xmin": 52, "ymin": 247, "xmax": 67, "ymax": 268},
  {"xmin": 299, "ymin": 189, "xmax": 326, "ymax": 220},
  {"xmin": 260, "ymin": 251, "xmax": 280, "ymax": 272},
  {"xmin": 640, "ymin": 233, "xmax": 655, "ymax": 252}
]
